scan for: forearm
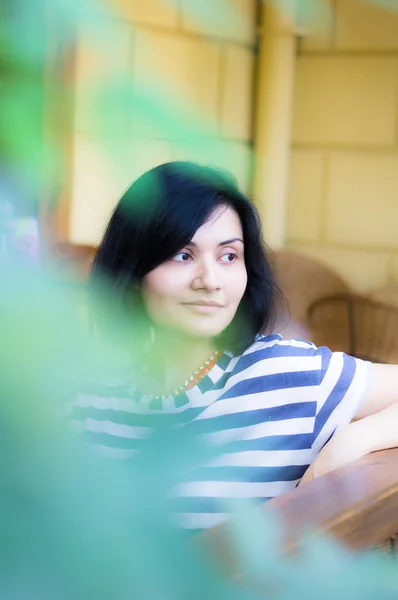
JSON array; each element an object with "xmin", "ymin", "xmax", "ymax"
[
  {"xmin": 305, "ymin": 401, "xmax": 398, "ymax": 481},
  {"xmin": 356, "ymin": 364, "xmax": 398, "ymax": 419},
  {"xmin": 350, "ymin": 399, "xmax": 398, "ymax": 454}
]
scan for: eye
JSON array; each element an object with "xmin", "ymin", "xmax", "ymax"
[
  {"xmin": 173, "ymin": 252, "xmax": 192, "ymax": 262},
  {"xmin": 218, "ymin": 252, "xmax": 237, "ymax": 263}
]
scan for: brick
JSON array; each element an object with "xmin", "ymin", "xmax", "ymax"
[
  {"xmin": 335, "ymin": 0, "xmax": 398, "ymax": 51},
  {"xmin": 220, "ymin": 45, "xmax": 255, "ymax": 141},
  {"xmin": 131, "ymin": 31, "xmax": 221, "ymax": 137},
  {"xmin": 74, "ymin": 23, "xmax": 132, "ymax": 135},
  {"xmin": 326, "ymin": 152, "xmax": 398, "ymax": 249},
  {"xmin": 293, "ymin": 56, "xmax": 398, "ymax": 146},
  {"xmin": 70, "ymin": 136, "xmax": 172, "ymax": 245},
  {"xmin": 288, "ymin": 243, "xmax": 390, "ymax": 292},
  {"xmin": 286, "ymin": 150, "xmax": 324, "ymax": 242}
]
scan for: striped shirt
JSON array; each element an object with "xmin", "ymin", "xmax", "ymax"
[{"xmin": 69, "ymin": 334, "xmax": 370, "ymax": 531}]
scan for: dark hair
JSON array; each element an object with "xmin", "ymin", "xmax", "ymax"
[{"xmin": 92, "ymin": 161, "xmax": 283, "ymax": 354}]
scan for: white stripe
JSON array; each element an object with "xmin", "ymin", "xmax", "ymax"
[
  {"xmin": 312, "ymin": 358, "xmax": 370, "ymax": 456},
  {"xmin": 75, "ymin": 417, "xmax": 151, "ymax": 439},
  {"xmin": 77, "ymin": 391, "xmax": 197, "ymax": 415},
  {"xmin": 202, "ymin": 417, "xmax": 314, "ymax": 445},
  {"xmin": 208, "ymin": 449, "xmax": 312, "ymax": 467},
  {"xmin": 188, "ymin": 387, "xmax": 229, "ymax": 408},
  {"xmin": 246, "ymin": 355, "xmax": 321, "ymax": 376},
  {"xmin": 206, "ymin": 363, "xmax": 225, "ymax": 383},
  {"xmin": 76, "ymin": 393, "xmax": 139, "ymax": 413},
  {"xmin": 243, "ymin": 336, "xmax": 283, "ymax": 355},
  {"xmin": 162, "ymin": 396, "xmax": 176, "ymax": 411},
  {"xmin": 174, "ymin": 480, "xmax": 298, "ymax": 498},
  {"xmin": 277, "ymin": 339, "xmax": 316, "ymax": 350},
  {"xmin": 245, "ymin": 337, "xmax": 315, "ymax": 354},
  {"xmin": 175, "ymin": 512, "xmax": 229, "ymax": 529},
  {"xmin": 197, "ymin": 385, "xmax": 315, "ymax": 419},
  {"xmin": 315, "ymin": 352, "xmax": 344, "ymax": 413}
]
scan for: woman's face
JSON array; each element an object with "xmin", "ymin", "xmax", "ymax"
[{"xmin": 141, "ymin": 206, "xmax": 248, "ymax": 339}]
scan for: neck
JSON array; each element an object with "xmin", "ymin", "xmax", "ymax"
[{"xmin": 141, "ymin": 327, "xmax": 217, "ymax": 395}]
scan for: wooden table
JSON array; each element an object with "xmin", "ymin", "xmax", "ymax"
[{"xmin": 197, "ymin": 449, "xmax": 398, "ymax": 577}]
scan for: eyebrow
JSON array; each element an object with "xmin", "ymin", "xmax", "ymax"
[{"xmin": 186, "ymin": 238, "xmax": 244, "ymax": 248}]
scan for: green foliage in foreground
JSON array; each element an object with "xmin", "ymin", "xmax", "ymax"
[{"xmin": 0, "ymin": 263, "xmax": 398, "ymax": 599}]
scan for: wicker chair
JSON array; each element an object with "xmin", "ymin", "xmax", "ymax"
[
  {"xmin": 272, "ymin": 250, "xmax": 351, "ymax": 339},
  {"xmin": 370, "ymin": 284, "xmax": 398, "ymax": 308},
  {"xmin": 308, "ymin": 293, "xmax": 398, "ymax": 363}
]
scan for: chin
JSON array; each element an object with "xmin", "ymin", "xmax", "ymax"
[
  {"xmin": 178, "ymin": 320, "xmax": 230, "ymax": 340},
  {"xmin": 185, "ymin": 328, "xmax": 223, "ymax": 339}
]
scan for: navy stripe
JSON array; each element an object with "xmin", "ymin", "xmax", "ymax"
[
  {"xmin": 189, "ymin": 403, "xmax": 316, "ymax": 435},
  {"xmin": 72, "ymin": 401, "xmax": 316, "ymax": 435},
  {"xmin": 68, "ymin": 335, "xmax": 365, "ymax": 531},
  {"xmin": 258, "ymin": 334, "xmax": 283, "ymax": 344},
  {"xmin": 174, "ymin": 394, "xmax": 190, "ymax": 409},
  {"xmin": 148, "ymin": 397, "xmax": 163, "ymax": 411},
  {"xmin": 225, "ymin": 433, "xmax": 313, "ymax": 452},
  {"xmin": 217, "ymin": 353, "xmax": 233, "ymax": 371},
  {"xmin": 314, "ymin": 354, "xmax": 357, "ymax": 438},
  {"xmin": 197, "ymin": 376, "xmax": 216, "ymax": 394},
  {"xmin": 212, "ymin": 372, "xmax": 232, "ymax": 391},
  {"xmin": 319, "ymin": 347, "xmax": 333, "ymax": 384},
  {"xmin": 70, "ymin": 405, "xmax": 204, "ymax": 428},
  {"xmin": 187, "ymin": 464, "xmax": 307, "ymax": 484},
  {"xmin": 80, "ymin": 430, "xmax": 143, "ymax": 450},
  {"xmin": 131, "ymin": 387, "xmax": 143, "ymax": 403},
  {"xmin": 219, "ymin": 371, "xmax": 320, "ymax": 400},
  {"xmin": 317, "ymin": 430, "xmax": 335, "ymax": 453}
]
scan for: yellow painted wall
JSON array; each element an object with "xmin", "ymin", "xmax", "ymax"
[
  {"xmin": 287, "ymin": 0, "xmax": 398, "ymax": 292},
  {"xmin": 69, "ymin": 0, "xmax": 258, "ymax": 245}
]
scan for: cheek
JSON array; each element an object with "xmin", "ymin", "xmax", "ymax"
[
  {"xmin": 141, "ymin": 266, "xmax": 186, "ymax": 305},
  {"xmin": 142, "ymin": 274, "xmax": 168, "ymax": 299},
  {"xmin": 230, "ymin": 266, "xmax": 248, "ymax": 302}
]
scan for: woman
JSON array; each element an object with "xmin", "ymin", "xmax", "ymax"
[{"xmin": 71, "ymin": 161, "xmax": 398, "ymax": 531}]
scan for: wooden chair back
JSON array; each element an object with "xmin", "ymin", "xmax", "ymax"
[
  {"xmin": 308, "ymin": 293, "xmax": 398, "ymax": 363},
  {"xmin": 272, "ymin": 250, "xmax": 351, "ymax": 339}
]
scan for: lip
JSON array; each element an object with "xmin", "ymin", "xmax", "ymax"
[
  {"xmin": 182, "ymin": 301, "xmax": 224, "ymax": 313},
  {"xmin": 183, "ymin": 300, "xmax": 224, "ymax": 308}
]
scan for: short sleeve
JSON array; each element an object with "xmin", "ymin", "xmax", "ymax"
[{"xmin": 312, "ymin": 346, "xmax": 371, "ymax": 457}]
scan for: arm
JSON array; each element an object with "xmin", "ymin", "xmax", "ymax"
[
  {"xmin": 356, "ymin": 364, "xmax": 398, "ymax": 419},
  {"xmin": 302, "ymin": 363, "xmax": 398, "ymax": 483}
]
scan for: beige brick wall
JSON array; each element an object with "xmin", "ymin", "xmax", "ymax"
[
  {"xmin": 70, "ymin": 0, "xmax": 257, "ymax": 245},
  {"xmin": 287, "ymin": 0, "xmax": 398, "ymax": 292}
]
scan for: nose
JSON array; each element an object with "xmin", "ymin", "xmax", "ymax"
[{"xmin": 191, "ymin": 258, "xmax": 220, "ymax": 292}]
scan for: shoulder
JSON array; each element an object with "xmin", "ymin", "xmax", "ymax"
[
  {"xmin": 222, "ymin": 334, "xmax": 329, "ymax": 390},
  {"xmin": 234, "ymin": 334, "xmax": 363, "ymax": 381},
  {"xmin": 233, "ymin": 334, "xmax": 325, "ymax": 367}
]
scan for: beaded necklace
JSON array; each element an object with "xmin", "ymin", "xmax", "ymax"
[{"xmin": 146, "ymin": 350, "xmax": 222, "ymax": 400}]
